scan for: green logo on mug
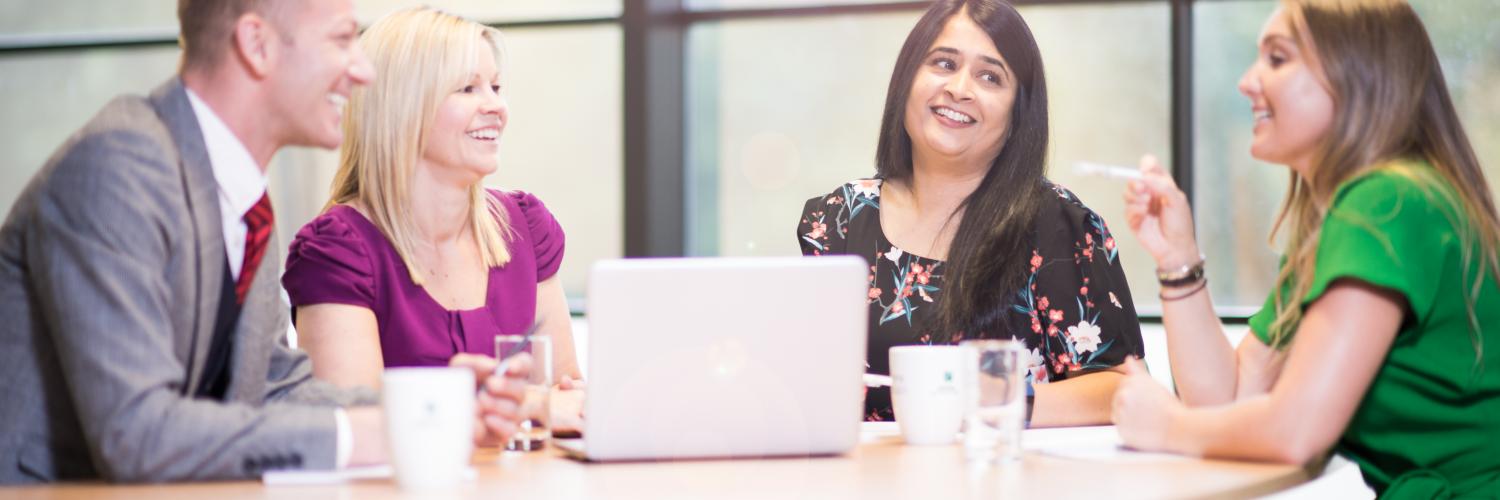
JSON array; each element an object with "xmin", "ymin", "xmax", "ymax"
[{"xmin": 944, "ymin": 372, "xmax": 952, "ymax": 382}]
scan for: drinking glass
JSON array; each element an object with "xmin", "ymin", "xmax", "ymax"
[
  {"xmin": 495, "ymin": 334, "xmax": 552, "ymax": 451},
  {"xmin": 959, "ymin": 339, "xmax": 1027, "ymax": 463}
]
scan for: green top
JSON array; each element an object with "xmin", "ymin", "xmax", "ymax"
[{"xmin": 1248, "ymin": 159, "xmax": 1500, "ymax": 498}]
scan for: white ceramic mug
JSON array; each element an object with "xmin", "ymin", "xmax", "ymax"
[
  {"xmin": 888, "ymin": 345, "xmax": 966, "ymax": 445},
  {"xmin": 382, "ymin": 367, "xmax": 475, "ymax": 490}
]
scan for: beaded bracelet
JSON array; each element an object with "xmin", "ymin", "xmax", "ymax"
[{"xmin": 1159, "ymin": 278, "xmax": 1208, "ymax": 301}]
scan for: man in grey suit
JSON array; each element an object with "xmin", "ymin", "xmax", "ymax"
[{"xmin": 0, "ymin": 0, "xmax": 531, "ymax": 483}]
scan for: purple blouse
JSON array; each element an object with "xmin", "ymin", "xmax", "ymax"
[{"xmin": 282, "ymin": 190, "xmax": 565, "ymax": 368}]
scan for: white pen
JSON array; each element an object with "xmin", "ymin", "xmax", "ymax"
[
  {"xmin": 485, "ymin": 323, "xmax": 540, "ymax": 392},
  {"xmin": 863, "ymin": 373, "xmax": 893, "ymax": 388},
  {"xmin": 1072, "ymin": 161, "xmax": 1145, "ymax": 181}
]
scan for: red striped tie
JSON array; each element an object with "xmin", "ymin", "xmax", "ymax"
[{"xmin": 237, "ymin": 193, "xmax": 273, "ymax": 304}]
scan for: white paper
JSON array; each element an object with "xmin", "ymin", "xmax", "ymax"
[
  {"xmin": 1024, "ymin": 425, "xmax": 1190, "ymax": 463},
  {"xmin": 262, "ymin": 465, "xmax": 393, "ymax": 486}
]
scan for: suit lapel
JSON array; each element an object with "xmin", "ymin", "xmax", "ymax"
[
  {"xmin": 226, "ymin": 227, "xmax": 285, "ymax": 402},
  {"xmin": 149, "ymin": 78, "xmax": 224, "ymax": 396}
]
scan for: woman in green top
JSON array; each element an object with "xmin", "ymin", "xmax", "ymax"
[{"xmin": 1109, "ymin": 0, "xmax": 1500, "ymax": 497}]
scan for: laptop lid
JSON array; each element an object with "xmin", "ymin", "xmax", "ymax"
[{"xmin": 579, "ymin": 256, "xmax": 868, "ymax": 461}]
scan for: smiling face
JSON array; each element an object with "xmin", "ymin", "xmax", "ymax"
[
  {"xmin": 420, "ymin": 38, "xmax": 507, "ymax": 185},
  {"xmin": 266, "ymin": 0, "xmax": 374, "ymax": 150},
  {"xmin": 1237, "ymin": 7, "xmax": 1336, "ymax": 175},
  {"xmin": 902, "ymin": 9, "xmax": 1018, "ymax": 171}
]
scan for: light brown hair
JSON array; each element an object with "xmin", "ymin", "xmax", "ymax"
[{"xmin": 1267, "ymin": 0, "xmax": 1500, "ymax": 364}]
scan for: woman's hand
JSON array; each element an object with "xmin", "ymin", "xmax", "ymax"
[
  {"xmin": 1111, "ymin": 358, "xmax": 1185, "ymax": 453},
  {"xmin": 1122, "ymin": 155, "xmax": 1202, "ymax": 270},
  {"xmin": 450, "ymin": 352, "xmax": 532, "ymax": 447}
]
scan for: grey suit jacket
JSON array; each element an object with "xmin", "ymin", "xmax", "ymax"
[{"xmin": 0, "ymin": 79, "xmax": 376, "ymax": 483}]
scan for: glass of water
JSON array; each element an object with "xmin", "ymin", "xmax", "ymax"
[
  {"xmin": 495, "ymin": 334, "xmax": 552, "ymax": 451},
  {"xmin": 959, "ymin": 339, "xmax": 1027, "ymax": 463}
]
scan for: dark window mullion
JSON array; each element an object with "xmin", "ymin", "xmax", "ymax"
[{"xmin": 624, "ymin": 0, "xmax": 689, "ymax": 257}]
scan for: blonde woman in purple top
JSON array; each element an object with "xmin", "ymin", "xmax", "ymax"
[{"xmin": 282, "ymin": 7, "xmax": 582, "ymax": 391}]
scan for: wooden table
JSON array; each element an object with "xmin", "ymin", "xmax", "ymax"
[{"xmin": 1, "ymin": 427, "xmax": 1310, "ymax": 500}]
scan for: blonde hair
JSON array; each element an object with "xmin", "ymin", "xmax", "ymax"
[
  {"xmin": 1265, "ymin": 0, "xmax": 1500, "ymax": 365},
  {"xmin": 326, "ymin": 7, "xmax": 513, "ymax": 285}
]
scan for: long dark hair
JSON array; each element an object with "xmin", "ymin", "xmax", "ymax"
[{"xmin": 875, "ymin": 0, "xmax": 1050, "ymax": 340}]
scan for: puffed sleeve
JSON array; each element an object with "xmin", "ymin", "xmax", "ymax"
[
  {"xmin": 1025, "ymin": 185, "xmax": 1144, "ymax": 382},
  {"xmin": 509, "ymin": 191, "xmax": 566, "ymax": 282},
  {"xmin": 1249, "ymin": 169, "xmax": 1456, "ymax": 346},
  {"xmin": 282, "ymin": 211, "xmax": 377, "ymax": 310},
  {"xmin": 797, "ymin": 196, "xmax": 826, "ymax": 256},
  {"xmin": 798, "ymin": 183, "xmax": 854, "ymax": 256}
]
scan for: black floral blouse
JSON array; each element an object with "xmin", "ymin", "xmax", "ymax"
[{"xmin": 798, "ymin": 179, "xmax": 1144, "ymax": 421}]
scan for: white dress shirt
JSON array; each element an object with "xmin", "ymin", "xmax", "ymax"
[{"xmin": 184, "ymin": 88, "xmax": 353, "ymax": 469}]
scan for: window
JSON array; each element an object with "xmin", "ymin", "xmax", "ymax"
[{"xmin": 687, "ymin": 2, "xmax": 1171, "ymax": 311}]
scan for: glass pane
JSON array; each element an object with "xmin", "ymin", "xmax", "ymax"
[
  {"xmin": 686, "ymin": 11, "xmax": 918, "ymax": 257},
  {"xmin": 355, "ymin": 0, "xmax": 621, "ymax": 25},
  {"xmin": 1192, "ymin": 0, "xmax": 1500, "ymax": 313},
  {"xmin": 0, "ymin": 46, "xmax": 182, "ymax": 217},
  {"xmin": 273, "ymin": 24, "xmax": 624, "ymax": 303},
  {"xmin": 1191, "ymin": 0, "xmax": 1282, "ymax": 314},
  {"xmin": 687, "ymin": 0, "xmax": 901, "ymax": 10},
  {"xmin": 0, "ymin": 2, "xmax": 177, "ymax": 38},
  {"xmin": 688, "ymin": 3, "xmax": 1170, "ymax": 311},
  {"xmin": 486, "ymin": 24, "xmax": 624, "ymax": 303},
  {"xmin": 0, "ymin": 1, "xmax": 620, "ymax": 39}
]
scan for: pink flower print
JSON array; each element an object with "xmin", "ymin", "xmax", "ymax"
[
  {"xmin": 1079, "ymin": 286, "xmax": 1089, "ymax": 296},
  {"xmin": 1085, "ymin": 232, "xmax": 1094, "ymax": 245},
  {"xmin": 807, "ymin": 221, "xmax": 827, "ymax": 240},
  {"xmin": 1082, "ymin": 247, "xmax": 1093, "ymax": 260},
  {"xmin": 1047, "ymin": 324, "xmax": 1059, "ymax": 337},
  {"xmin": 1030, "ymin": 251, "xmax": 1043, "ymax": 270},
  {"xmin": 868, "ymin": 287, "xmax": 882, "ymax": 300},
  {"xmin": 1030, "ymin": 317, "xmax": 1042, "ymax": 333},
  {"xmin": 912, "ymin": 263, "xmax": 924, "ymax": 274},
  {"xmin": 917, "ymin": 272, "xmax": 930, "ymax": 285},
  {"xmin": 1038, "ymin": 296, "xmax": 1050, "ymax": 310},
  {"xmin": 901, "ymin": 285, "xmax": 912, "ymax": 298},
  {"xmin": 891, "ymin": 301, "xmax": 905, "ymax": 314},
  {"xmin": 1049, "ymin": 309, "xmax": 1064, "ymax": 323},
  {"xmin": 1104, "ymin": 237, "xmax": 1116, "ymax": 251},
  {"xmin": 827, "ymin": 195, "xmax": 843, "ymax": 205},
  {"xmin": 1109, "ymin": 291, "xmax": 1122, "ymax": 308}
]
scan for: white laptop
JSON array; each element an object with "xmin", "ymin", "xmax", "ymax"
[{"xmin": 556, "ymin": 256, "xmax": 868, "ymax": 462}]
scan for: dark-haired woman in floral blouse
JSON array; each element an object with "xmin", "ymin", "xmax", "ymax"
[{"xmin": 797, "ymin": 0, "xmax": 1142, "ymax": 425}]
